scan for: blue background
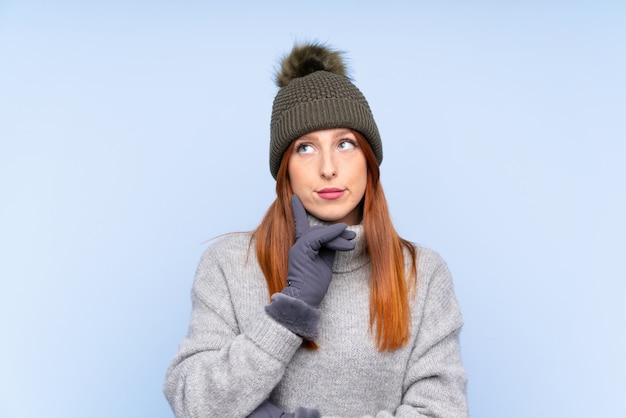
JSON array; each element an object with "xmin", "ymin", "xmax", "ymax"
[{"xmin": 1, "ymin": 1, "xmax": 625, "ymax": 417}]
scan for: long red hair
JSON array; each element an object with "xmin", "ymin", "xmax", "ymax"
[{"xmin": 253, "ymin": 131, "xmax": 417, "ymax": 351}]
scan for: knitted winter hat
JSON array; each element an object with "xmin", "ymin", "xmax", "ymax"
[{"xmin": 269, "ymin": 42, "xmax": 383, "ymax": 179}]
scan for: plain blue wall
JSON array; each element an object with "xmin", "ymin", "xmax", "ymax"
[{"xmin": 1, "ymin": 1, "xmax": 625, "ymax": 417}]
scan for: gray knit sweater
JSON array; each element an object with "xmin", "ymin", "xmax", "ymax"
[{"xmin": 164, "ymin": 222, "xmax": 468, "ymax": 417}]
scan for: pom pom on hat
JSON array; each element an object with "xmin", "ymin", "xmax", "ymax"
[
  {"xmin": 275, "ymin": 43, "xmax": 347, "ymax": 88},
  {"xmin": 269, "ymin": 42, "xmax": 382, "ymax": 179}
]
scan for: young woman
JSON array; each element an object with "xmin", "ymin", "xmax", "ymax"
[{"xmin": 164, "ymin": 42, "xmax": 468, "ymax": 418}]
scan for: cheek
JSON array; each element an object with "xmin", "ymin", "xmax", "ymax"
[
  {"xmin": 354, "ymin": 178, "xmax": 367, "ymax": 203},
  {"xmin": 351, "ymin": 160, "xmax": 367, "ymax": 200},
  {"xmin": 287, "ymin": 161, "xmax": 309, "ymax": 193}
]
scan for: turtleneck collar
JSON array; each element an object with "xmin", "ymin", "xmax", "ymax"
[{"xmin": 307, "ymin": 214, "xmax": 370, "ymax": 274}]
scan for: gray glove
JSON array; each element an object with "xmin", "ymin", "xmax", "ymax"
[
  {"xmin": 247, "ymin": 400, "xmax": 286, "ymax": 417},
  {"xmin": 265, "ymin": 195, "xmax": 356, "ymax": 339},
  {"xmin": 283, "ymin": 195, "xmax": 356, "ymax": 308},
  {"xmin": 247, "ymin": 400, "xmax": 320, "ymax": 418}
]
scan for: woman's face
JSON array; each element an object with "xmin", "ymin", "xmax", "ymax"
[{"xmin": 288, "ymin": 128, "xmax": 367, "ymax": 225}]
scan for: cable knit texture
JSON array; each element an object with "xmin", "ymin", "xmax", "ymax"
[{"xmin": 164, "ymin": 221, "xmax": 468, "ymax": 417}]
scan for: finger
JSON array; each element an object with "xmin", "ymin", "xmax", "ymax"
[
  {"xmin": 325, "ymin": 229, "xmax": 356, "ymax": 251},
  {"xmin": 291, "ymin": 195, "xmax": 310, "ymax": 238},
  {"xmin": 325, "ymin": 239, "xmax": 355, "ymax": 252},
  {"xmin": 325, "ymin": 231, "xmax": 356, "ymax": 252},
  {"xmin": 306, "ymin": 223, "xmax": 350, "ymax": 251},
  {"xmin": 340, "ymin": 229, "xmax": 357, "ymax": 241}
]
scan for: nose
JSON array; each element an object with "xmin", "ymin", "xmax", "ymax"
[{"xmin": 320, "ymin": 151, "xmax": 337, "ymax": 179}]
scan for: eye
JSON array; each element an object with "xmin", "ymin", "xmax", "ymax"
[
  {"xmin": 295, "ymin": 143, "xmax": 314, "ymax": 154},
  {"xmin": 338, "ymin": 139, "xmax": 357, "ymax": 151}
]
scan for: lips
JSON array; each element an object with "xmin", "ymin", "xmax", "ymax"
[{"xmin": 317, "ymin": 188, "xmax": 346, "ymax": 200}]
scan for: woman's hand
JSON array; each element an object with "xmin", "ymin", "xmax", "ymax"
[
  {"xmin": 282, "ymin": 195, "xmax": 356, "ymax": 308},
  {"xmin": 265, "ymin": 195, "xmax": 355, "ymax": 339},
  {"xmin": 247, "ymin": 400, "xmax": 288, "ymax": 417},
  {"xmin": 247, "ymin": 400, "xmax": 320, "ymax": 418}
]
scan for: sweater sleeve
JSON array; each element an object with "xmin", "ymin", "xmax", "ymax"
[{"xmin": 163, "ymin": 241, "xmax": 303, "ymax": 418}]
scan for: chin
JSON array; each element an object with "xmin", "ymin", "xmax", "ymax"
[
  {"xmin": 317, "ymin": 214, "xmax": 345, "ymax": 223},
  {"xmin": 317, "ymin": 210, "xmax": 360, "ymax": 225},
  {"xmin": 311, "ymin": 210, "xmax": 346, "ymax": 223}
]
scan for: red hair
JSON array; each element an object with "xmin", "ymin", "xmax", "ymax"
[{"xmin": 253, "ymin": 132, "xmax": 417, "ymax": 351}]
